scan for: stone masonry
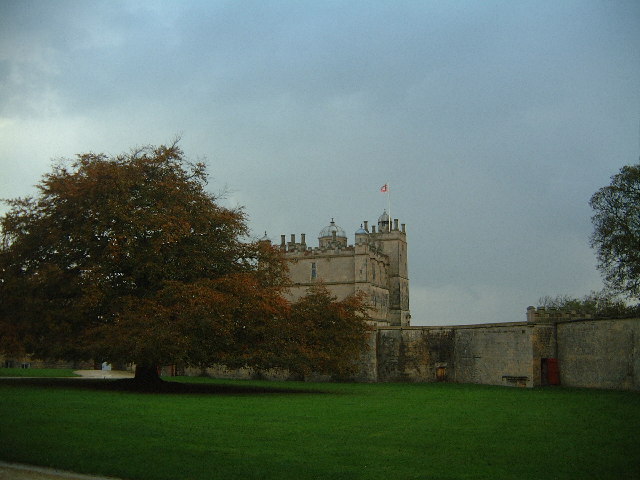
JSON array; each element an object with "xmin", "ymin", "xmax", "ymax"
[{"xmin": 361, "ymin": 310, "xmax": 639, "ymax": 390}]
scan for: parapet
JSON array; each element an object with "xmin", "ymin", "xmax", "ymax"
[
  {"xmin": 279, "ymin": 213, "xmax": 407, "ymax": 254},
  {"xmin": 279, "ymin": 232, "xmax": 359, "ymax": 255},
  {"xmin": 366, "ymin": 219, "xmax": 407, "ymax": 235},
  {"xmin": 280, "ymin": 233, "xmax": 309, "ymax": 253},
  {"xmin": 526, "ymin": 306, "xmax": 593, "ymax": 323}
]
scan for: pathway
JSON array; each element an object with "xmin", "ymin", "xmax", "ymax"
[
  {"xmin": 0, "ymin": 462, "xmax": 124, "ymax": 480},
  {"xmin": 72, "ymin": 370, "xmax": 134, "ymax": 379}
]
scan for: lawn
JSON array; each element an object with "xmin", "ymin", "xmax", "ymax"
[{"xmin": 0, "ymin": 377, "xmax": 638, "ymax": 480}]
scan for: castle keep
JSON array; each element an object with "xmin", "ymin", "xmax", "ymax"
[{"xmin": 276, "ymin": 211, "xmax": 410, "ymax": 327}]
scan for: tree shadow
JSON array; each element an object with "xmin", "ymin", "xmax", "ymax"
[{"xmin": 0, "ymin": 377, "xmax": 325, "ymax": 395}]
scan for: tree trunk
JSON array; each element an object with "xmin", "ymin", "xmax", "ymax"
[{"xmin": 134, "ymin": 364, "xmax": 162, "ymax": 383}]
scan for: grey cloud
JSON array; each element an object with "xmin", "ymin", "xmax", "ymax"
[{"xmin": 0, "ymin": 0, "xmax": 638, "ymax": 325}]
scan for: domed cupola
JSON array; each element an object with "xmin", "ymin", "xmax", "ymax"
[
  {"xmin": 319, "ymin": 218, "xmax": 348, "ymax": 248},
  {"xmin": 355, "ymin": 224, "xmax": 369, "ymax": 244},
  {"xmin": 378, "ymin": 210, "xmax": 390, "ymax": 232}
]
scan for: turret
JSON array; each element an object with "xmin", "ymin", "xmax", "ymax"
[
  {"xmin": 378, "ymin": 210, "xmax": 390, "ymax": 233},
  {"xmin": 370, "ymin": 210, "xmax": 410, "ymax": 326},
  {"xmin": 318, "ymin": 219, "xmax": 348, "ymax": 248},
  {"xmin": 259, "ymin": 231, "xmax": 271, "ymax": 245},
  {"xmin": 355, "ymin": 224, "xmax": 369, "ymax": 244}
]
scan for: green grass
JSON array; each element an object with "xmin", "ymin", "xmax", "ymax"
[
  {"xmin": 0, "ymin": 378, "xmax": 638, "ymax": 480},
  {"xmin": 0, "ymin": 368, "xmax": 80, "ymax": 377}
]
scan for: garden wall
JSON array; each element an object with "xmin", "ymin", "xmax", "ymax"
[
  {"xmin": 556, "ymin": 318, "xmax": 640, "ymax": 390},
  {"xmin": 371, "ymin": 315, "xmax": 640, "ymax": 390},
  {"xmin": 176, "ymin": 314, "xmax": 640, "ymax": 390},
  {"xmin": 375, "ymin": 323, "xmax": 534, "ymax": 386}
]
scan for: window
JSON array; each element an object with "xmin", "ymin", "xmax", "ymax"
[{"xmin": 311, "ymin": 262, "xmax": 317, "ymax": 280}]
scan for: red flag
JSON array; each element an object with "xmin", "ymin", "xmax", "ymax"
[{"xmin": 380, "ymin": 184, "xmax": 388, "ymax": 193}]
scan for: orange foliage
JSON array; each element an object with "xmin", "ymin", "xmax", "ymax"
[
  {"xmin": 285, "ymin": 285, "xmax": 373, "ymax": 378},
  {"xmin": 0, "ymin": 142, "xmax": 371, "ymax": 379}
]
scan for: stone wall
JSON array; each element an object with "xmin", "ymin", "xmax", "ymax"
[
  {"xmin": 354, "ymin": 330, "xmax": 379, "ymax": 382},
  {"xmin": 375, "ymin": 323, "xmax": 534, "ymax": 386},
  {"xmin": 452, "ymin": 324, "xmax": 533, "ymax": 387},
  {"xmin": 556, "ymin": 318, "xmax": 640, "ymax": 390},
  {"xmin": 373, "ymin": 316, "xmax": 639, "ymax": 390},
  {"xmin": 174, "ymin": 315, "xmax": 639, "ymax": 390},
  {"xmin": 1, "ymin": 356, "xmax": 93, "ymax": 370},
  {"xmin": 376, "ymin": 327, "xmax": 454, "ymax": 382}
]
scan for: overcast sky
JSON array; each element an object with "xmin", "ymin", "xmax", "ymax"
[{"xmin": 1, "ymin": 1, "xmax": 639, "ymax": 326}]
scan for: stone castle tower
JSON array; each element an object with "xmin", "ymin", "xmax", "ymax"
[{"xmin": 275, "ymin": 211, "xmax": 410, "ymax": 326}]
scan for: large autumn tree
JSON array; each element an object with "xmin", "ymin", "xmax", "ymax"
[
  {"xmin": 0, "ymin": 142, "xmax": 373, "ymax": 383},
  {"xmin": 0, "ymin": 142, "xmax": 294, "ymax": 381}
]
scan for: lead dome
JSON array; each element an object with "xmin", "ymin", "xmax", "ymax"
[
  {"xmin": 355, "ymin": 224, "xmax": 368, "ymax": 235},
  {"xmin": 319, "ymin": 219, "xmax": 346, "ymax": 239}
]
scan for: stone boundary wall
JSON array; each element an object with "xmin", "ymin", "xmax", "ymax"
[
  {"xmin": 371, "ymin": 315, "xmax": 639, "ymax": 390},
  {"xmin": 555, "ymin": 318, "xmax": 640, "ymax": 389},
  {"xmin": 152, "ymin": 315, "xmax": 640, "ymax": 390},
  {"xmin": 374, "ymin": 323, "xmax": 535, "ymax": 387},
  {"xmin": 0, "ymin": 357, "xmax": 93, "ymax": 370}
]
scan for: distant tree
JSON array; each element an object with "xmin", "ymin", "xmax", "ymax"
[
  {"xmin": 537, "ymin": 290, "xmax": 638, "ymax": 318},
  {"xmin": 286, "ymin": 285, "xmax": 373, "ymax": 380},
  {"xmin": 590, "ymin": 163, "xmax": 640, "ymax": 299},
  {"xmin": 0, "ymin": 142, "xmax": 290, "ymax": 382}
]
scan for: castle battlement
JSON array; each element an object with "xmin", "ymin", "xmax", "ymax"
[
  {"xmin": 282, "ymin": 242, "xmax": 357, "ymax": 255},
  {"xmin": 280, "ymin": 237, "xmax": 389, "ymax": 258},
  {"xmin": 526, "ymin": 306, "xmax": 593, "ymax": 322}
]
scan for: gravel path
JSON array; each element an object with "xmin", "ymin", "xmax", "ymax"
[
  {"xmin": 72, "ymin": 370, "xmax": 134, "ymax": 379},
  {"xmin": 0, "ymin": 462, "xmax": 124, "ymax": 480}
]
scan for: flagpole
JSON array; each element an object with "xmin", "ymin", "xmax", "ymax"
[
  {"xmin": 380, "ymin": 183, "xmax": 392, "ymax": 232},
  {"xmin": 387, "ymin": 182, "xmax": 391, "ymax": 232}
]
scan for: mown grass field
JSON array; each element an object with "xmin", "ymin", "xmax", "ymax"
[{"xmin": 0, "ymin": 377, "xmax": 638, "ymax": 480}]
